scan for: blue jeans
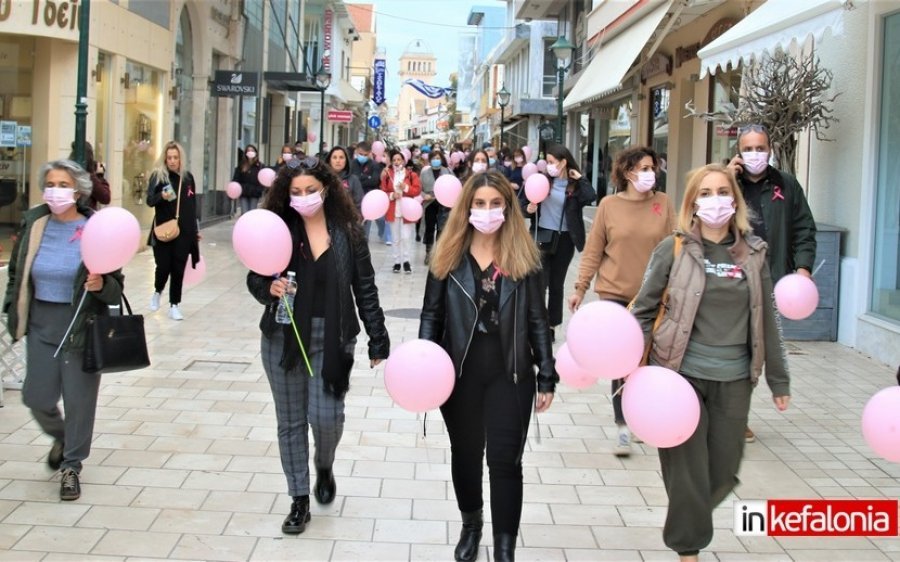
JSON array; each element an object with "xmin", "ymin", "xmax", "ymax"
[{"xmin": 364, "ymin": 217, "xmax": 392, "ymax": 242}]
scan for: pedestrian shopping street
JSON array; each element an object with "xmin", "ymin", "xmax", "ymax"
[{"xmin": 0, "ymin": 218, "xmax": 898, "ymax": 561}]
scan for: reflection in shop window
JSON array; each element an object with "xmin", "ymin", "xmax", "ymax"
[
  {"xmin": 872, "ymin": 12, "xmax": 900, "ymax": 323},
  {"xmin": 122, "ymin": 61, "xmax": 162, "ymax": 220},
  {"xmin": 707, "ymin": 69, "xmax": 741, "ymax": 165}
]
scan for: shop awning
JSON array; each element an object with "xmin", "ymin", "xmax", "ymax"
[
  {"xmin": 698, "ymin": 0, "xmax": 851, "ymax": 77},
  {"xmin": 264, "ymin": 72, "xmax": 320, "ymax": 92},
  {"xmin": 563, "ymin": 1, "xmax": 671, "ymax": 111}
]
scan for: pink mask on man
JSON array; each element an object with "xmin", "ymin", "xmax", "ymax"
[
  {"xmin": 695, "ymin": 195, "xmax": 735, "ymax": 228},
  {"xmin": 43, "ymin": 187, "xmax": 77, "ymax": 214},
  {"xmin": 469, "ymin": 207, "xmax": 505, "ymax": 234},
  {"xmin": 290, "ymin": 192, "xmax": 324, "ymax": 217},
  {"xmin": 741, "ymin": 152, "xmax": 769, "ymax": 175}
]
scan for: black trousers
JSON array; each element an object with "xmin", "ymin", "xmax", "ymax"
[
  {"xmin": 604, "ymin": 298, "xmax": 630, "ymax": 425},
  {"xmin": 423, "ymin": 202, "xmax": 441, "ymax": 246},
  {"xmin": 540, "ymin": 231, "xmax": 576, "ymax": 326},
  {"xmin": 152, "ymin": 239, "xmax": 190, "ymax": 305},
  {"xmin": 440, "ymin": 333, "xmax": 535, "ymax": 535}
]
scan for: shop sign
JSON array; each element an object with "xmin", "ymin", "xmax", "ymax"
[
  {"xmin": 0, "ymin": 120, "xmax": 17, "ymax": 147},
  {"xmin": 641, "ymin": 53, "xmax": 672, "ymax": 83},
  {"xmin": 675, "ymin": 43, "xmax": 700, "ymax": 69},
  {"xmin": 327, "ymin": 109, "xmax": 353, "ymax": 123},
  {"xmin": 212, "ymin": 71, "xmax": 258, "ymax": 97},
  {"xmin": 372, "ymin": 59, "xmax": 386, "ymax": 106},
  {"xmin": 15, "ymin": 125, "xmax": 30, "ymax": 147},
  {"xmin": 322, "ymin": 9, "xmax": 333, "ymax": 73},
  {"xmin": 0, "ymin": 0, "xmax": 81, "ymax": 41},
  {"xmin": 716, "ymin": 125, "xmax": 737, "ymax": 137}
]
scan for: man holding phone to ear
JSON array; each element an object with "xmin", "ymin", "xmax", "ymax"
[{"xmin": 728, "ymin": 124, "xmax": 817, "ymax": 443}]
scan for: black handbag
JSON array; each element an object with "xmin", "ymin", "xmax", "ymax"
[
  {"xmin": 83, "ymin": 294, "xmax": 150, "ymax": 374},
  {"xmin": 535, "ymin": 207, "xmax": 566, "ymax": 256}
]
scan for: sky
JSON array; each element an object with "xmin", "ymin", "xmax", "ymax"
[{"xmin": 346, "ymin": 0, "xmax": 506, "ymax": 105}]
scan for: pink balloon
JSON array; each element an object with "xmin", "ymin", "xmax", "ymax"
[
  {"xmin": 183, "ymin": 256, "xmax": 207, "ymax": 288},
  {"xmin": 361, "ymin": 190, "xmax": 390, "ymax": 220},
  {"xmin": 622, "ymin": 366, "xmax": 700, "ymax": 448},
  {"xmin": 232, "ymin": 209, "xmax": 292, "ymax": 275},
  {"xmin": 226, "ymin": 181, "xmax": 242, "ymax": 200},
  {"xmin": 774, "ymin": 273, "xmax": 819, "ymax": 320},
  {"xmin": 862, "ymin": 387, "xmax": 900, "ymax": 463},
  {"xmin": 384, "ymin": 339, "xmax": 455, "ymax": 412},
  {"xmin": 449, "ymin": 153, "xmax": 461, "ymax": 167},
  {"xmin": 372, "ymin": 141, "xmax": 385, "ymax": 157},
  {"xmin": 521, "ymin": 162, "xmax": 538, "ymax": 180},
  {"xmin": 258, "ymin": 168, "xmax": 277, "ymax": 188},
  {"xmin": 434, "ymin": 175, "xmax": 463, "ymax": 207},
  {"xmin": 566, "ymin": 301, "xmax": 643, "ymax": 380},
  {"xmin": 307, "ymin": 132, "xmax": 317, "ymax": 143},
  {"xmin": 556, "ymin": 343, "xmax": 600, "ymax": 389},
  {"xmin": 536, "ymin": 159, "xmax": 547, "ymax": 172},
  {"xmin": 401, "ymin": 148, "xmax": 411, "ymax": 163},
  {"xmin": 524, "ymin": 173, "xmax": 550, "ymax": 204},
  {"xmin": 399, "ymin": 197, "xmax": 423, "ymax": 221},
  {"xmin": 522, "ymin": 146, "xmax": 533, "ymax": 161},
  {"xmin": 81, "ymin": 207, "xmax": 141, "ymax": 274}
]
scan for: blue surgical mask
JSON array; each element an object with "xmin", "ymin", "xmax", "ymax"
[
  {"xmin": 489, "ymin": 158, "xmax": 497, "ymax": 166},
  {"xmin": 431, "ymin": 159, "xmax": 441, "ymax": 168},
  {"xmin": 355, "ymin": 155, "xmax": 369, "ymax": 164}
]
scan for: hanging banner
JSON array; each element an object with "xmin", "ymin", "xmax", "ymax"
[
  {"xmin": 323, "ymin": 9, "xmax": 333, "ymax": 73},
  {"xmin": 372, "ymin": 59, "xmax": 386, "ymax": 106},
  {"xmin": 402, "ymin": 79, "xmax": 451, "ymax": 99}
]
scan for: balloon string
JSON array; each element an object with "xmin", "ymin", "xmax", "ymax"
[
  {"xmin": 811, "ymin": 259, "xmax": 826, "ymax": 278},
  {"xmin": 612, "ymin": 379, "xmax": 626, "ymax": 398},
  {"xmin": 54, "ymin": 291, "xmax": 89, "ymax": 358},
  {"xmin": 283, "ymin": 294, "xmax": 314, "ymax": 377},
  {"xmin": 533, "ymin": 205, "xmax": 539, "ymax": 244}
]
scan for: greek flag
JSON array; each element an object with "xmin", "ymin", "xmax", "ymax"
[{"xmin": 402, "ymin": 79, "xmax": 451, "ymax": 99}]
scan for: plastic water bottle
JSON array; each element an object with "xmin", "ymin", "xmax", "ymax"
[{"xmin": 275, "ymin": 271, "xmax": 297, "ymax": 324}]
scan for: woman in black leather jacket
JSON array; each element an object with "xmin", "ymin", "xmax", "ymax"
[
  {"xmin": 246, "ymin": 157, "xmax": 390, "ymax": 536},
  {"xmin": 419, "ymin": 171, "xmax": 557, "ymax": 562}
]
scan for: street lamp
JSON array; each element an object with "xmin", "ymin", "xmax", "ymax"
[
  {"xmin": 496, "ymin": 85, "xmax": 511, "ymax": 150},
  {"xmin": 550, "ymin": 35, "xmax": 575, "ymax": 144},
  {"xmin": 315, "ymin": 68, "xmax": 332, "ymax": 156},
  {"xmin": 472, "ymin": 116, "xmax": 480, "ymax": 146}
]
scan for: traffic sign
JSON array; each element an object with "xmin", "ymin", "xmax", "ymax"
[{"xmin": 368, "ymin": 115, "xmax": 382, "ymax": 129}]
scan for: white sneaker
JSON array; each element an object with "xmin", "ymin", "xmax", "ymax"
[
  {"xmin": 613, "ymin": 424, "xmax": 632, "ymax": 457},
  {"xmin": 169, "ymin": 305, "xmax": 184, "ymax": 321},
  {"xmin": 149, "ymin": 292, "xmax": 161, "ymax": 311}
]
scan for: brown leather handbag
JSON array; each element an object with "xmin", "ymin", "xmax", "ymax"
[{"xmin": 153, "ymin": 175, "xmax": 182, "ymax": 242}]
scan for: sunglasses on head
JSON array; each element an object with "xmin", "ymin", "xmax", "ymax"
[
  {"xmin": 737, "ymin": 124, "xmax": 768, "ymax": 136},
  {"xmin": 286, "ymin": 156, "xmax": 321, "ymax": 170}
]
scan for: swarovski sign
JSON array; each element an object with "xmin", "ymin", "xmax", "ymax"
[{"xmin": 212, "ymin": 71, "xmax": 258, "ymax": 97}]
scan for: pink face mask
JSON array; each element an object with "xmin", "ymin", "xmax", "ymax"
[
  {"xmin": 469, "ymin": 207, "xmax": 505, "ymax": 234},
  {"xmin": 546, "ymin": 163, "xmax": 561, "ymax": 177},
  {"xmin": 631, "ymin": 171, "xmax": 656, "ymax": 193},
  {"xmin": 741, "ymin": 151, "xmax": 769, "ymax": 175},
  {"xmin": 471, "ymin": 162, "xmax": 487, "ymax": 173},
  {"xmin": 290, "ymin": 192, "xmax": 324, "ymax": 217},
  {"xmin": 514, "ymin": 157, "xmax": 524, "ymax": 165},
  {"xmin": 43, "ymin": 187, "xmax": 77, "ymax": 214},
  {"xmin": 695, "ymin": 195, "xmax": 735, "ymax": 228}
]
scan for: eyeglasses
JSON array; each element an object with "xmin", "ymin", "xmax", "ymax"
[
  {"xmin": 737, "ymin": 124, "xmax": 768, "ymax": 136},
  {"xmin": 286, "ymin": 156, "xmax": 320, "ymax": 170}
]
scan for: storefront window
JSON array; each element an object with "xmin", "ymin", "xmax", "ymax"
[
  {"xmin": 872, "ymin": 11, "xmax": 900, "ymax": 323},
  {"xmin": 94, "ymin": 52, "xmax": 111, "ymax": 169},
  {"xmin": 173, "ymin": 9, "xmax": 194, "ymax": 154},
  {"xmin": 604, "ymin": 99, "xmax": 633, "ymax": 193},
  {"xmin": 708, "ymin": 69, "xmax": 741, "ymax": 165},
  {"xmin": 122, "ymin": 60, "xmax": 163, "ymax": 222},
  {"xmin": 649, "ymin": 85, "xmax": 670, "ymax": 156},
  {"xmin": 0, "ymin": 35, "xmax": 34, "ymax": 229}
]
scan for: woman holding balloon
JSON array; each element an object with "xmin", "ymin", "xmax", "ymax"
[
  {"xmin": 245, "ymin": 156, "xmax": 390, "ymax": 535},
  {"xmin": 567, "ymin": 146, "xmax": 675, "ymax": 456},
  {"xmin": 419, "ymin": 171, "xmax": 557, "ymax": 562},
  {"xmin": 232, "ymin": 144, "xmax": 264, "ymax": 215},
  {"xmin": 3, "ymin": 160, "xmax": 125, "ymax": 501},
  {"xmin": 147, "ymin": 141, "xmax": 200, "ymax": 321},
  {"xmin": 525, "ymin": 143, "xmax": 596, "ymax": 341},
  {"xmin": 629, "ymin": 164, "xmax": 789, "ymax": 561},
  {"xmin": 380, "ymin": 149, "xmax": 422, "ymax": 274},
  {"xmin": 418, "ymin": 147, "xmax": 452, "ymax": 265}
]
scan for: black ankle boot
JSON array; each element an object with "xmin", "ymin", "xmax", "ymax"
[
  {"xmin": 493, "ymin": 532, "xmax": 516, "ymax": 562},
  {"xmin": 314, "ymin": 468, "xmax": 336, "ymax": 504},
  {"xmin": 282, "ymin": 495, "xmax": 311, "ymax": 534},
  {"xmin": 454, "ymin": 510, "xmax": 483, "ymax": 561}
]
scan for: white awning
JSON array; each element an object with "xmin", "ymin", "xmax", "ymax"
[
  {"xmin": 698, "ymin": 0, "xmax": 851, "ymax": 78},
  {"xmin": 563, "ymin": 1, "xmax": 671, "ymax": 111}
]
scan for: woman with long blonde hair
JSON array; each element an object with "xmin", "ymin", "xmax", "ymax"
[{"xmin": 420, "ymin": 171, "xmax": 557, "ymax": 562}]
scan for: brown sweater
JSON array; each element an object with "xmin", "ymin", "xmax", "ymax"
[{"xmin": 574, "ymin": 191, "xmax": 675, "ymax": 302}]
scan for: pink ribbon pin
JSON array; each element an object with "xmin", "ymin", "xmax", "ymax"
[
  {"xmin": 69, "ymin": 226, "xmax": 84, "ymax": 243},
  {"xmin": 188, "ymin": 187, "xmax": 195, "ymax": 197},
  {"xmin": 652, "ymin": 202, "xmax": 662, "ymax": 216},
  {"xmin": 772, "ymin": 186, "xmax": 784, "ymax": 201}
]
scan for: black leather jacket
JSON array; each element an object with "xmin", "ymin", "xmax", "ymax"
[
  {"xmin": 247, "ymin": 216, "xmax": 390, "ymax": 363},
  {"xmin": 419, "ymin": 258, "xmax": 558, "ymax": 393}
]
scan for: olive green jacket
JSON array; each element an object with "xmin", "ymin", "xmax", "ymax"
[{"xmin": 3, "ymin": 204, "xmax": 124, "ymax": 350}]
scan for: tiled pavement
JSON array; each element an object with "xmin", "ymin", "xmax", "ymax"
[{"xmin": 0, "ymin": 217, "xmax": 899, "ymax": 561}]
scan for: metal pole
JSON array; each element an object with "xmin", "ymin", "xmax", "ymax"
[
  {"xmin": 319, "ymin": 88, "xmax": 326, "ymax": 156},
  {"xmin": 556, "ymin": 64, "xmax": 564, "ymax": 145},
  {"xmin": 73, "ymin": 0, "xmax": 91, "ymax": 167},
  {"xmin": 500, "ymin": 105, "xmax": 505, "ymax": 150}
]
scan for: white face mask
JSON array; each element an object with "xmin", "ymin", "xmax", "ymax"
[
  {"xmin": 631, "ymin": 170, "xmax": 656, "ymax": 193},
  {"xmin": 741, "ymin": 151, "xmax": 769, "ymax": 175},
  {"xmin": 290, "ymin": 192, "xmax": 324, "ymax": 217},
  {"xmin": 546, "ymin": 163, "xmax": 561, "ymax": 177},
  {"xmin": 246, "ymin": 151, "xmax": 257, "ymax": 159},
  {"xmin": 695, "ymin": 195, "xmax": 736, "ymax": 228},
  {"xmin": 282, "ymin": 153, "xmax": 293, "ymax": 161},
  {"xmin": 469, "ymin": 207, "xmax": 505, "ymax": 234},
  {"xmin": 43, "ymin": 187, "xmax": 77, "ymax": 215},
  {"xmin": 471, "ymin": 162, "xmax": 487, "ymax": 173}
]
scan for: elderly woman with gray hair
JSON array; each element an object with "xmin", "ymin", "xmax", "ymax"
[{"xmin": 2, "ymin": 159, "xmax": 124, "ymax": 502}]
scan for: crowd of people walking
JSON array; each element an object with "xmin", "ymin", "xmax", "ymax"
[{"xmin": 4, "ymin": 122, "xmax": 814, "ymax": 562}]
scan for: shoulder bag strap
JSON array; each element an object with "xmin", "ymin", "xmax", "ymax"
[{"xmin": 174, "ymin": 174, "xmax": 183, "ymax": 220}]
